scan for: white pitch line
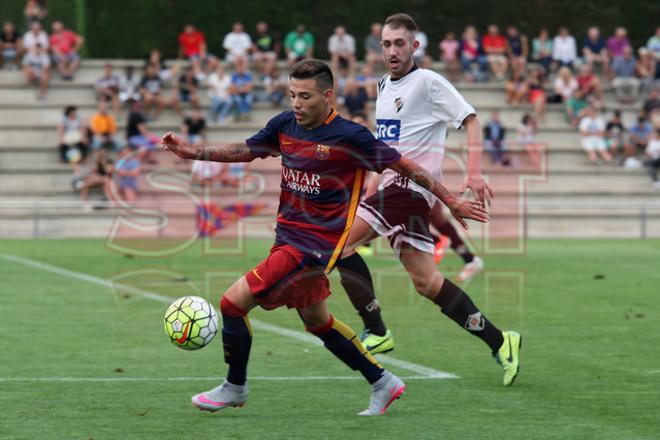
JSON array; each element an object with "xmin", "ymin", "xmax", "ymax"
[
  {"xmin": 1, "ymin": 254, "xmax": 459, "ymax": 380},
  {"xmin": 0, "ymin": 375, "xmax": 439, "ymax": 382}
]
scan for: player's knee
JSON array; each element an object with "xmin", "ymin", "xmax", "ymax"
[{"xmin": 410, "ymin": 270, "xmax": 444, "ymax": 299}]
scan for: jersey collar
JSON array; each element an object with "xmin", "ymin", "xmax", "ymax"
[{"xmin": 390, "ymin": 63, "xmax": 418, "ymax": 82}]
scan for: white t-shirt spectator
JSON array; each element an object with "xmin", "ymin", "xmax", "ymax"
[
  {"xmin": 192, "ymin": 160, "xmax": 222, "ymax": 180},
  {"xmin": 222, "ymin": 31, "xmax": 252, "ymax": 61},
  {"xmin": 552, "ymin": 35, "xmax": 577, "ymax": 64},
  {"xmin": 22, "ymin": 51, "xmax": 50, "ymax": 71},
  {"xmin": 579, "ymin": 115, "xmax": 607, "ymax": 151},
  {"xmin": 414, "ymin": 31, "xmax": 428, "ymax": 59},
  {"xmin": 22, "ymin": 30, "xmax": 49, "ymax": 53},
  {"xmin": 553, "ymin": 76, "xmax": 578, "ymax": 100},
  {"xmin": 207, "ymin": 72, "xmax": 231, "ymax": 100},
  {"xmin": 647, "ymin": 137, "xmax": 660, "ymax": 159},
  {"xmin": 328, "ymin": 33, "xmax": 356, "ymax": 55}
]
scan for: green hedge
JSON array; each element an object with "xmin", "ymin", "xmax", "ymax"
[{"xmin": 2, "ymin": 0, "xmax": 658, "ymax": 59}]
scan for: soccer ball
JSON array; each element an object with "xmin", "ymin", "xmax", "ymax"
[{"xmin": 164, "ymin": 296, "xmax": 218, "ymax": 350}]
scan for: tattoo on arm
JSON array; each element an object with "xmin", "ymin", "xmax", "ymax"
[
  {"xmin": 389, "ymin": 158, "xmax": 456, "ymax": 205},
  {"xmin": 193, "ymin": 142, "xmax": 257, "ymax": 163}
]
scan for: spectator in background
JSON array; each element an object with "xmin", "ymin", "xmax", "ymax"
[
  {"xmin": 328, "ymin": 26, "xmax": 356, "ymax": 76},
  {"xmin": 582, "ymin": 26, "xmax": 609, "ymax": 76},
  {"xmin": 528, "ymin": 67, "xmax": 547, "ymax": 123},
  {"xmin": 355, "ymin": 64, "xmax": 378, "ymax": 99},
  {"xmin": 229, "ymin": 57, "xmax": 254, "ymax": 121},
  {"xmin": 460, "ymin": 25, "xmax": 487, "ymax": 82},
  {"xmin": 606, "ymin": 27, "xmax": 631, "ymax": 61},
  {"xmin": 342, "ymin": 77, "xmax": 369, "ymax": 117},
  {"xmin": 263, "ymin": 64, "xmax": 288, "ymax": 106},
  {"xmin": 636, "ymin": 48, "xmax": 656, "ymax": 95},
  {"xmin": 89, "ymin": 98, "xmax": 120, "ymax": 151},
  {"xmin": 365, "ymin": 23, "xmax": 383, "ymax": 69},
  {"xmin": 174, "ymin": 66, "xmax": 201, "ymax": 114},
  {"xmin": 605, "ymin": 110, "xmax": 631, "ymax": 161},
  {"xmin": 77, "ymin": 150, "xmax": 113, "ymax": 211},
  {"xmin": 531, "ymin": 28, "xmax": 553, "ymax": 74},
  {"xmin": 517, "ymin": 114, "xmax": 541, "ymax": 166},
  {"xmin": 206, "ymin": 63, "xmax": 232, "ymax": 124},
  {"xmin": 126, "ymin": 100, "xmax": 159, "ymax": 155},
  {"xmin": 118, "ymin": 66, "xmax": 141, "ymax": 105},
  {"xmin": 552, "ymin": 66, "xmax": 578, "ymax": 103},
  {"xmin": 579, "ymin": 106, "xmax": 612, "ymax": 164},
  {"xmin": 114, "ymin": 146, "xmax": 141, "ymax": 202},
  {"xmin": 57, "ymin": 105, "xmax": 88, "ymax": 164},
  {"xmin": 439, "ymin": 32, "xmax": 460, "ymax": 81},
  {"xmin": 643, "ymin": 88, "xmax": 660, "ymax": 128},
  {"xmin": 552, "ymin": 27, "xmax": 577, "ymax": 70},
  {"xmin": 506, "ymin": 25, "xmax": 528, "ymax": 76},
  {"xmin": 628, "ymin": 115, "xmax": 653, "ymax": 154},
  {"xmin": 612, "ymin": 46, "xmax": 640, "ymax": 103},
  {"xmin": 191, "ymin": 160, "xmax": 222, "ymax": 187},
  {"xmin": 24, "ymin": 0, "xmax": 47, "ymax": 25},
  {"xmin": 95, "ymin": 63, "xmax": 120, "ymax": 114},
  {"xmin": 644, "ymin": 128, "xmax": 660, "ymax": 188},
  {"xmin": 252, "ymin": 21, "xmax": 279, "ymax": 76},
  {"xmin": 647, "ymin": 27, "xmax": 660, "ymax": 60},
  {"xmin": 22, "ymin": 42, "xmax": 49, "ymax": 99},
  {"xmin": 1, "ymin": 21, "xmax": 21, "ymax": 69},
  {"xmin": 139, "ymin": 64, "xmax": 169, "ymax": 119},
  {"xmin": 222, "ymin": 22, "xmax": 252, "ymax": 66},
  {"xmin": 181, "ymin": 108, "xmax": 207, "ymax": 148},
  {"xmin": 413, "ymin": 29, "xmax": 428, "ymax": 65},
  {"xmin": 576, "ymin": 64, "xmax": 603, "ymax": 108},
  {"xmin": 483, "ymin": 111, "xmax": 509, "ymax": 166},
  {"xmin": 22, "ymin": 21, "xmax": 47, "ymax": 54},
  {"xmin": 505, "ymin": 70, "xmax": 528, "ymax": 106},
  {"xmin": 49, "ymin": 21, "xmax": 83, "ymax": 80},
  {"xmin": 144, "ymin": 48, "xmax": 177, "ymax": 82},
  {"xmin": 284, "ymin": 24, "xmax": 314, "ymax": 66},
  {"xmin": 482, "ymin": 24, "xmax": 508, "ymax": 80},
  {"xmin": 178, "ymin": 24, "xmax": 213, "ymax": 79}
]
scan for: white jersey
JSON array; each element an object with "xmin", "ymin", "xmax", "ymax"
[{"xmin": 375, "ymin": 67, "xmax": 475, "ymax": 206}]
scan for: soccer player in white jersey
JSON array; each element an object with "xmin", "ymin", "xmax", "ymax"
[{"xmin": 335, "ymin": 13, "xmax": 521, "ymax": 386}]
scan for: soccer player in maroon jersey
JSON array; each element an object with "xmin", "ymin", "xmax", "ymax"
[{"xmin": 161, "ymin": 59, "xmax": 488, "ymax": 416}]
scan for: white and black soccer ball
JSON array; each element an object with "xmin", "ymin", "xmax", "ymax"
[{"xmin": 164, "ymin": 296, "xmax": 218, "ymax": 350}]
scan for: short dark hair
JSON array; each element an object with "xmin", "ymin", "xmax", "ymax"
[
  {"xmin": 384, "ymin": 13, "xmax": 418, "ymax": 33},
  {"xmin": 289, "ymin": 59, "xmax": 334, "ymax": 91}
]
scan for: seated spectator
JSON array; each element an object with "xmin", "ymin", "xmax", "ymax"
[
  {"xmin": 22, "ymin": 42, "xmax": 49, "ymax": 99},
  {"xmin": 459, "ymin": 25, "xmax": 487, "ymax": 82},
  {"xmin": 78, "ymin": 150, "xmax": 113, "ymax": 211},
  {"xmin": 505, "ymin": 70, "xmax": 528, "ymax": 106},
  {"xmin": 482, "ymin": 24, "xmax": 508, "ymax": 80},
  {"xmin": 644, "ymin": 128, "xmax": 660, "ymax": 188},
  {"xmin": 229, "ymin": 57, "xmax": 254, "ymax": 121},
  {"xmin": 355, "ymin": 64, "xmax": 378, "ymax": 99},
  {"xmin": 114, "ymin": 146, "xmax": 141, "ymax": 202},
  {"xmin": 517, "ymin": 114, "xmax": 541, "ymax": 166},
  {"xmin": 606, "ymin": 27, "xmax": 631, "ymax": 61},
  {"xmin": 565, "ymin": 93, "xmax": 589, "ymax": 128},
  {"xmin": 531, "ymin": 28, "xmax": 553, "ymax": 74},
  {"xmin": 364, "ymin": 23, "xmax": 383, "ymax": 69},
  {"xmin": 174, "ymin": 66, "xmax": 201, "ymax": 114},
  {"xmin": 552, "ymin": 27, "xmax": 577, "ymax": 70},
  {"xmin": 579, "ymin": 106, "xmax": 612, "ymax": 164},
  {"xmin": 220, "ymin": 162, "xmax": 249, "ymax": 188},
  {"xmin": 605, "ymin": 110, "xmax": 632, "ymax": 161},
  {"xmin": 139, "ymin": 64, "xmax": 171, "ymax": 119},
  {"xmin": 181, "ymin": 108, "xmax": 207, "ymax": 148},
  {"xmin": 284, "ymin": 24, "xmax": 314, "ymax": 66},
  {"xmin": 552, "ymin": 66, "xmax": 578, "ymax": 103},
  {"xmin": 1, "ymin": 21, "xmax": 21, "ymax": 69},
  {"xmin": 145, "ymin": 48, "xmax": 177, "ymax": 82},
  {"xmin": 49, "ymin": 21, "xmax": 83, "ymax": 80},
  {"xmin": 22, "ymin": 21, "xmax": 48, "ymax": 55},
  {"xmin": 222, "ymin": 22, "xmax": 252, "ymax": 66},
  {"xmin": 628, "ymin": 115, "xmax": 653, "ymax": 154},
  {"xmin": 89, "ymin": 98, "xmax": 120, "ymax": 151},
  {"xmin": 262, "ymin": 64, "xmax": 288, "ymax": 106},
  {"xmin": 576, "ymin": 64, "xmax": 603, "ymax": 108},
  {"xmin": 483, "ymin": 111, "xmax": 509, "ymax": 166},
  {"xmin": 206, "ymin": 63, "xmax": 232, "ymax": 123},
  {"xmin": 58, "ymin": 105, "xmax": 89, "ymax": 164},
  {"xmin": 612, "ymin": 46, "xmax": 640, "ymax": 103},
  {"xmin": 126, "ymin": 100, "xmax": 159, "ymax": 155},
  {"xmin": 506, "ymin": 25, "xmax": 528, "ymax": 76},
  {"xmin": 252, "ymin": 21, "xmax": 279, "ymax": 76},
  {"xmin": 95, "ymin": 63, "xmax": 121, "ymax": 114},
  {"xmin": 413, "ymin": 29, "xmax": 428, "ymax": 65},
  {"xmin": 439, "ymin": 32, "xmax": 460, "ymax": 81},
  {"xmin": 342, "ymin": 77, "xmax": 369, "ymax": 117},
  {"xmin": 643, "ymin": 88, "xmax": 660, "ymax": 128},
  {"xmin": 328, "ymin": 26, "xmax": 356, "ymax": 76},
  {"xmin": 635, "ymin": 47, "xmax": 656, "ymax": 96},
  {"xmin": 24, "ymin": 0, "xmax": 47, "ymax": 25},
  {"xmin": 191, "ymin": 160, "xmax": 222, "ymax": 187},
  {"xmin": 582, "ymin": 26, "xmax": 609, "ymax": 76},
  {"xmin": 528, "ymin": 67, "xmax": 547, "ymax": 123},
  {"xmin": 647, "ymin": 27, "xmax": 660, "ymax": 60},
  {"xmin": 178, "ymin": 24, "xmax": 215, "ymax": 79},
  {"xmin": 118, "ymin": 66, "xmax": 141, "ymax": 105}
]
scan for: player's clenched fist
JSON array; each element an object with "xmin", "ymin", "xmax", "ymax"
[{"xmin": 161, "ymin": 132, "xmax": 195, "ymax": 159}]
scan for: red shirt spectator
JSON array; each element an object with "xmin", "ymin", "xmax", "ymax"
[
  {"xmin": 50, "ymin": 28, "xmax": 78, "ymax": 55},
  {"xmin": 482, "ymin": 33, "xmax": 507, "ymax": 53},
  {"xmin": 178, "ymin": 25, "xmax": 206, "ymax": 58}
]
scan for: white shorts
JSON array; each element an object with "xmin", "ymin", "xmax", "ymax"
[{"xmin": 581, "ymin": 136, "xmax": 607, "ymax": 152}]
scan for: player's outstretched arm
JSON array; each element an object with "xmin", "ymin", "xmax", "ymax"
[
  {"xmin": 463, "ymin": 115, "xmax": 495, "ymax": 206},
  {"xmin": 388, "ymin": 156, "xmax": 489, "ymax": 229},
  {"xmin": 160, "ymin": 132, "xmax": 259, "ymax": 163}
]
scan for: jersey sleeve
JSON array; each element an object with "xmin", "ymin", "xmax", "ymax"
[
  {"xmin": 428, "ymin": 74, "xmax": 476, "ymax": 129},
  {"xmin": 348, "ymin": 125, "xmax": 401, "ymax": 173},
  {"xmin": 245, "ymin": 112, "xmax": 285, "ymax": 158}
]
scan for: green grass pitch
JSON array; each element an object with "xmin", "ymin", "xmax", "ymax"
[{"xmin": 1, "ymin": 238, "xmax": 659, "ymax": 440}]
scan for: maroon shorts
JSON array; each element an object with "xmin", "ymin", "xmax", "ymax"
[{"xmin": 244, "ymin": 244, "xmax": 331, "ymax": 310}]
